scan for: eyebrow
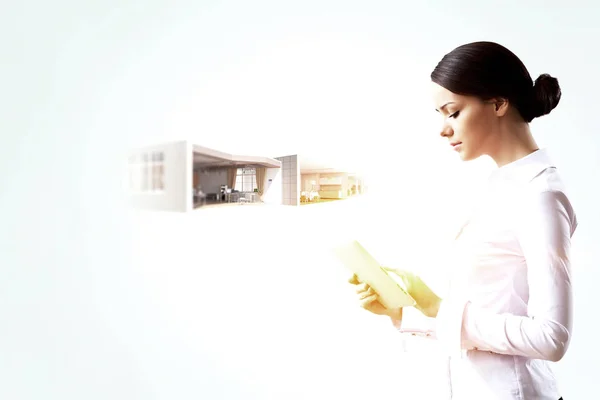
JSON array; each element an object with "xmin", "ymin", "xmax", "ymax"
[{"xmin": 435, "ymin": 101, "xmax": 456, "ymax": 112}]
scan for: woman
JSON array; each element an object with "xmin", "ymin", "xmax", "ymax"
[{"xmin": 350, "ymin": 42, "xmax": 577, "ymax": 400}]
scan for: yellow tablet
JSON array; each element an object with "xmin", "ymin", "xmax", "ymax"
[{"xmin": 334, "ymin": 240, "xmax": 416, "ymax": 309}]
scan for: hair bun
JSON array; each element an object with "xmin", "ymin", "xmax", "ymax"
[{"xmin": 529, "ymin": 73, "xmax": 561, "ymax": 120}]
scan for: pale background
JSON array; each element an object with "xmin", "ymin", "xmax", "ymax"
[{"xmin": 1, "ymin": 1, "xmax": 599, "ymax": 399}]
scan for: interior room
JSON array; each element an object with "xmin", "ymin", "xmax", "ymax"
[
  {"xmin": 192, "ymin": 146, "xmax": 280, "ymax": 208},
  {"xmin": 299, "ymin": 171, "xmax": 365, "ymax": 204}
]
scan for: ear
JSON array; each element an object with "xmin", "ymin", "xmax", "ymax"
[{"xmin": 490, "ymin": 97, "xmax": 509, "ymax": 116}]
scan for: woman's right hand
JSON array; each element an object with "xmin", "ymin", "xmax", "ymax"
[{"xmin": 348, "ymin": 274, "xmax": 403, "ymax": 320}]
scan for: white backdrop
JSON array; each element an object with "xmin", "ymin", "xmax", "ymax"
[{"xmin": 1, "ymin": 1, "xmax": 599, "ymax": 399}]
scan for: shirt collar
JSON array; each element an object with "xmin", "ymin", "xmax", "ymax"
[{"xmin": 488, "ymin": 148, "xmax": 555, "ymax": 185}]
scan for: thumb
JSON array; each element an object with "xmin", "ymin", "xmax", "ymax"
[
  {"xmin": 383, "ymin": 267, "xmax": 412, "ymax": 279},
  {"xmin": 382, "ymin": 266, "xmax": 401, "ymax": 275},
  {"xmin": 383, "ymin": 268, "xmax": 411, "ymax": 290}
]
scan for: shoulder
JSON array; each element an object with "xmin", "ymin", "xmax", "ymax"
[
  {"xmin": 528, "ymin": 166, "xmax": 566, "ymax": 193},
  {"xmin": 520, "ymin": 167, "xmax": 578, "ymax": 236}
]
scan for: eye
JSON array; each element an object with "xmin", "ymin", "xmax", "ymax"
[{"xmin": 449, "ymin": 111, "xmax": 460, "ymax": 119}]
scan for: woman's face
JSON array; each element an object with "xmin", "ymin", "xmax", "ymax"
[{"xmin": 431, "ymin": 82, "xmax": 499, "ymax": 161}]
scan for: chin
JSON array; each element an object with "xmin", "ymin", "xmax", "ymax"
[{"xmin": 457, "ymin": 149, "xmax": 476, "ymax": 161}]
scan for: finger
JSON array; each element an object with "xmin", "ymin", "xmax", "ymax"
[
  {"xmin": 355, "ymin": 283, "xmax": 371, "ymax": 294},
  {"xmin": 360, "ymin": 294, "xmax": 379, "ymax": 308},
  {"xmin": 384, "ymin": 267, "xmax": 405, "ymax": 276},
  {"xmin": 358, "ymin": 287, "xmax": 375, "ymax": 300},
  {"xmin": 384, "ymin": 269, "xmax": 410, "ymax": 286},
  {"xmin": 356, "ymin": 283, "xmax": 377, "ymax": 293},
  {"xmin": 390, "ymin": 269, "xmax": 414, "ymax": 280},
  {"xmin": 348, "ymin": 274, "xmax": 361, "ymax": 284}
]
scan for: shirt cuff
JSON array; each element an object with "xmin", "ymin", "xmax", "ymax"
[
  {"xmin": 435, "ymin": 296, "xmax": 471, "ymax": 356},
  {"xmin": 393, "ymin": 323, "xmax": 438, "ymax": 352}
]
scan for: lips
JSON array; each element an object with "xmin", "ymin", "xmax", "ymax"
[{"xmin": 450, "ymin": 142, "xmax": 462, "ymax": 152}]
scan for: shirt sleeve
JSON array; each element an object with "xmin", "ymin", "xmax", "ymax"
[
  {"xmin": 435, "ymin": 189, "xmax": 577, "ymax": 361},
  {"xmin": 391, "ymin": 308, "xmax": 440, "ymax": 353}
]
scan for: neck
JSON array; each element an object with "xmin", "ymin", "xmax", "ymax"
[{"xmin": 487, "ymin": 120, "xmax": 539, "ymax": 167}]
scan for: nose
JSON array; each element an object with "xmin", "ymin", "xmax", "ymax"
[{"xmin": 439, "ymin": 121, "xmax": 453, "ymax": 138}]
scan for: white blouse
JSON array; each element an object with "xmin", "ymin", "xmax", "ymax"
[{"xmin": 398, "ymin": 149, "xmax": 578, "ymax": 399}]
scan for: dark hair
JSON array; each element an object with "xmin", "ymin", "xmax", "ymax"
[{"xmin": 431, "ymin": 41, "xmax": 561, "ymax": 123}]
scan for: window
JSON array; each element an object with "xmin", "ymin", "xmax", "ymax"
[
  {"xmin": 129, "ymin": 151, "xmax": 165, "ymax": 192},
  {"xmin": 235, "ymin": 167, "xmax": 257, "ymax": 192}
]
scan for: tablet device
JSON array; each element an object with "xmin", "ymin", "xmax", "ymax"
[{"xmin": 334, "ymin": 240, "xmax": 416, "ymax": 309}]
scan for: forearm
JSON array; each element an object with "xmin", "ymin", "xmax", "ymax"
[
  {"xmin": 389, "ymin": 306, "xmax": 438, "ymax": 337},
  {"xmin": 434, "ymin": 296, "xmax": 571, "ymax": 361}
]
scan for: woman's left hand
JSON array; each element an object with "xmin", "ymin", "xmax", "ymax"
[{"xmin": 383, "ymin": 268, "xmax": 442, "ymax": 318}]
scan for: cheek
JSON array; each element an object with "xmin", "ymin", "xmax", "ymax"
[{"xmin": 458, "ymin": 114, "xmax": 489, "ymax": 142}]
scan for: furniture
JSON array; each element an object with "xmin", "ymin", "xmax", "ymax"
[
  {"xmin": 240, "ymin": 192, "xmax": 258, "ymax": 204},
  {"xmin": 301, "ymin": 191, "xmax": 320, "ymax": 202},
  {"xmin": 318, "ymin": 189, "xmax": 344, "ymax": 199}
]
